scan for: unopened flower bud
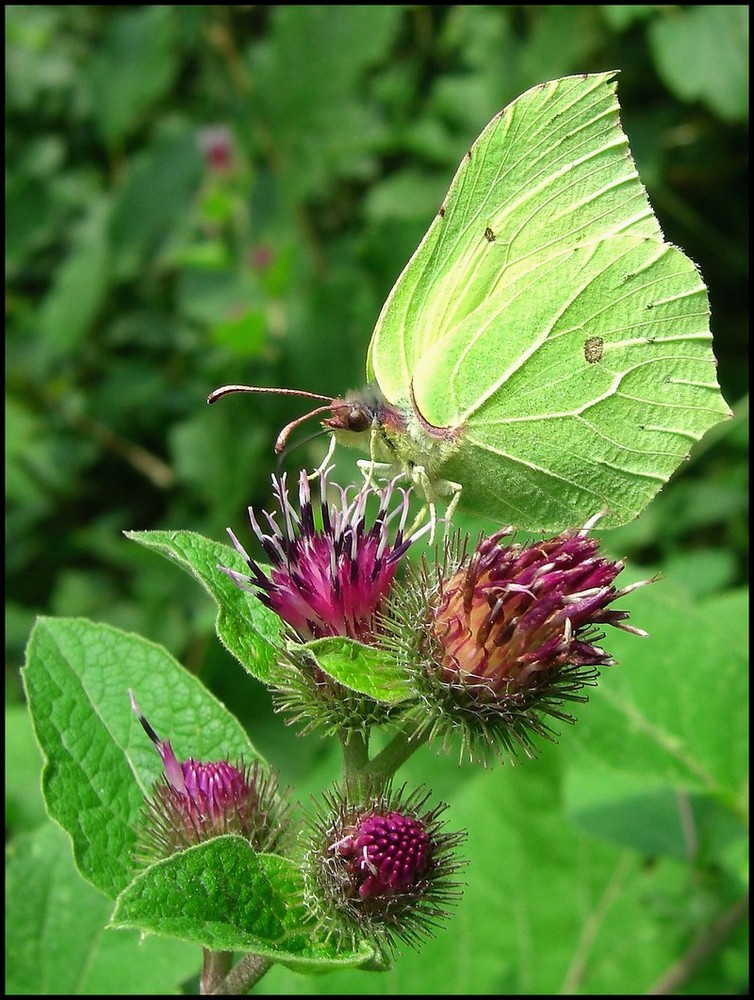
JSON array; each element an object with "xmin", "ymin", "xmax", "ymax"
[
  {"xmin": 330, "ymin": 810, "xmax": 432, "ymax": 900},
  {"xmin": 130, "ymin": 692, "xmax": 289, "ymax": 864},
  {"xmin": 304, "ymin": 784, "xmax": 465, "ymax": 956}
]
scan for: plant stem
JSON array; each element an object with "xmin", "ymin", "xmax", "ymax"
[
  {"xmin": 363, "ymin": 722, "xmax": 428, "ymax": 786},
  {"xmin": 340, "ymin": 728, "xmax": 370, "ymax": 796},
  {"xmin": 646, "ymin": 894, "xmax": 749, "ymax": 995},
  {"xmin": 200, "ymin": 949, "xmax": 233, "ymax": 994},
  {"xmin": 209, "ymin": 953, "xmax": 274, "ymax": 995}
]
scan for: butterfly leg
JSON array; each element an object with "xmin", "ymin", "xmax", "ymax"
[
  {"xmin": 440, "ymin": 477, "xmax": 463, "ymax": 524},
  {"xmin": 306, "ymin": 433, "xmax": 338, "ymax": 480},
  {"xmin": 409, "ymin": 466, "xmax": 463, "ymax": 542},
  {"xmin": 356, "ymin": 458, "xmax": 394, "ymax": 489}
]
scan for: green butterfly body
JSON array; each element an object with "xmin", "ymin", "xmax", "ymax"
[{"xmin": 213, "ymin": 73, "xmax": 730, "ymax": 532}]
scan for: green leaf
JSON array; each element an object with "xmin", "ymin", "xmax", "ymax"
[
  {"xmin": 21, "ymin": 617, "xmax": 266, "ymax": 898},
  {"xmin": 649, "ymin": 6, "xmax": 749, "ymax": 122},
  {"xmin": 5, "ymin": 703, "xmax": 48, "ymax": 836},
  {"xmin": 36, "ymin": 198, "xmax": 110, "ymax": 361},
  {"xmin": 299, "ymin": 637, "xmax": 411, "ymax": 704},
  {"xmin": 168, "ymin": 407, "xmax": 268, "ymax": 523},
  {"xmin": 562, "ymin": 762, "xmax": 749, "ymax": 879},
  {"xmin": 108, "ymin": 130, "xmax": 203, "ymax": 280},
  {"xmin": 252, "ymin": 6, "xmax": 402, "ymax": 198},
  {"xmin": 88, "ymin": 6, "xmax": 180, "ymax": 145},
  {"xmin": 112, "ymin": 836, "xmax": 375, "ymax": 971},
  {"xmin": 6, "ymin": 822, "xmax": 198, "ymax": 994},
  {"xmin": 125, "ymin": 529, "xmax": 283, "ymax": 684},
  {"xmin": 600, "ymin": 5, "xmax": 659, "ymax": 30},
  {"xmin": 449, "ymin": 761, "xmax": 697, "ymax": 994},
  {"xmin": 566, "ymin": 582, "xmax": 748, "ymax": 812}
]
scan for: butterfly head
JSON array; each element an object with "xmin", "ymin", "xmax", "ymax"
[
  {"xmin": 207, "ymin": 381, "xmax": 462, "ymax": 481},
  {"xmin": 207, "ymin": 382, "xmax": 405, "ymax": 458}
]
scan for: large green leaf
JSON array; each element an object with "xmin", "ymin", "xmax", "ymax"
[
  {"xmin": 22, "ymin": 617, "xmax": 266, "ymax": 898},
  {"xmin": 649, "ymin": 6, "xmax": 749, "ymax": 122},
  {"xmin": 125, "ymin": 529, "xmax": 284, "ymax": 684},
  {"xmin": 5, "ymin": 823, "xmax": 198, "ymax": 994},
  {"xmin": 252, "ymin": 6, "xmax": 402, "ymax": 199},
  {"xmin": 566, "ymin": 582, "xmax": 748, "ymax": 811},
  {"xmin": 112, "ymin": 836, "xmax": 375, "ymax": 972},
  {"xmin": 88, "ymin": 6, "xmax": 180, "ymax": 145}
]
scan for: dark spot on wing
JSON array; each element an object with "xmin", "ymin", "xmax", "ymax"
[
  {"xmin": 584, "ymin": 336, "xmax": 604, "ymax": 363},
  {"xmin": 484, "ymin": 226, "xmax": 495, "ymax": 242}
]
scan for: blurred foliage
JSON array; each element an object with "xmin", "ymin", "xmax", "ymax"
[
  {"xmin": 6, "ymin": 0, "xmax": 748, "ymax": 755},
  {"xmin": 5, "ymin": 6, "xmax": 748, "ymax": 992}
]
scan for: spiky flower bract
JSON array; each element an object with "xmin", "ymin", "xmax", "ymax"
[
  {"xmin": 130, "ymin": 693, "xmax": 290, "ymax": 865},
  {"xmin": 388, "ymin": 520, "xmax": 652, "ymax": 763},
  {"xmin": 302, "ymin": 783, "xmax": 465, "ymax": 959},
  {"xmin": 223, "ymin": 469, "xmax": 425, "ymax": 735}
]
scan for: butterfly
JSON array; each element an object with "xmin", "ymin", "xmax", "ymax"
[{"xmin": 210, "ymin": 72, "xmax": 729, "ymax": 532}]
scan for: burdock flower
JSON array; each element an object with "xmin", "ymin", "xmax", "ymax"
[
  {"xmin": 222, "ymin": 469, "xmax": 425, "ymax": 735},
  {"xmin": 130, "ymin": 692, "xmax": 289, "ymax": 864},
  {"xmin": 397, "ymin": 517, "xmax": 652, "ymax": 761},
  {"xmin": 331, "ymin": 811, "xmax": 432, "ymax": 900},
  {"xmin": 223, "ymin": 469, "xmax": 420, "ymax": 644},
  {"xmin": 303, "ymin": 784, "xmax": 465, "ymax": 957}
]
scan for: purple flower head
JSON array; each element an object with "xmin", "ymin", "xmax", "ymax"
[
  {"xmin": 130, "ymin": 692, "xmax": 288, "ymax": 863},
  {"xmin": 330, "ymin": 810, "xmax": 432, "ymax": 900},
  {"xmin": 432, "ymin": 528, "xmax": 649, "ymax": 700},
  {"xmin": 224, "ymin": 469, "xmax": 422, "ymax": 643},
  {"xmin": 197, "ymin": 124, "xmax": 234, "ymax": 172},
  {"xmin": 398, "ymin": 516, "xmax": 653, "ymax": 761},
  {"xmin": 432, "ymin": 519, "xmax": 650, "ymax": 698},
  {"xmin": 305, "ymin": 784, "xmax": 465, "ymax": 956}
]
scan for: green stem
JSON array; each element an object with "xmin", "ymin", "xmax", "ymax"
[
  {"xmin": 364, "ymin": 722, "xmax": 429, "ymax": 787},
  {"xmin": 210, "ymin": 953, "xmax": 273, "ymax": 995},
  {"xmin": 340, "ymin": 729, "xmax": 370, "ymax": 796}
]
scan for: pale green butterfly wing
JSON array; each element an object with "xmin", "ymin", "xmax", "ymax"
[
  {"xmin": 367, "ymin": 72, "xmax": 662, "ymax": 403},
  {"xmin": 365, "ymin": 72, "xmax": 729, "ymax": 530},
  {"xmin": 422, "ymin": 235, "xmax": 726, "ymax": 528}
]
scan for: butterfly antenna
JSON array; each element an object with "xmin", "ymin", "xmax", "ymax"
[
  {"xmin": 207, "ymin": 384, "xmax": 337, "ymax": 453},
  {"xmin": 273, "ymin": 405, "xmax": 334, "ymax": 453},
  {"xmin": 207, "ymin": 384, "xmax": 334, "ymax": 405}
]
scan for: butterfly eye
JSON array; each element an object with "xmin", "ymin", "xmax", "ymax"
[
  {"xmin": 346, "ymin": 404, "xmax": 373, "ymax": 433},
  {"xmin": 323, "ymin": 398, "xmax": 373, "ymax": 435}
]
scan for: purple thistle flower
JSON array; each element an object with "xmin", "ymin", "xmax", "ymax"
[
  {"xmin": 330, "ymin": 810, "xmax": 432, "ymax": 900},
  {"xmin": 130, "ymin": 692, "xmax": 288, "ymax": 863},
  {"xmin": 305, "ymin": 784, "xmax": 465, "ymax": 956},
  {"xmin": 432, "ymin": 519, "xmax": 650, "ymax": 698},
  {"xmin": 395, "ymin": 517, "xmax": 653, "ymax": 761},
  {"xmin": 197, "ymin": 124, "xmax": 235, "ymax": 172},
  {"xmin": 224, "ymin": 469, "xmax": 421, "ymax": 643}
]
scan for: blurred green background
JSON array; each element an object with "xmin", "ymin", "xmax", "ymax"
[
  {"xmin": 6, "ymin": 0, "xmax": 749, "ymax": 798},
  {"xmin": 7, "ymin": 0, "xmax": 748, "ymax": 798},
  {"xmin": 5, "ymin": 6, "xmax": 748, "ymax": 993}
]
